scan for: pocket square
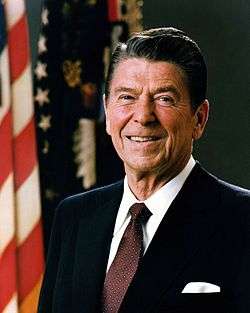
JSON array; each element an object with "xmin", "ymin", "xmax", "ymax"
[{"xmin": 182, "ymin": 282, "xmax": 220, "ymax": 293}]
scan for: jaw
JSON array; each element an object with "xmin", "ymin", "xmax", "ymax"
[
  {"xmin": 122, "ymin": 138, "xmax": 192, "ymax": 180},
  {"xmin": 124, "ymin": 150, "xmax": 192, "ymax": 201}
]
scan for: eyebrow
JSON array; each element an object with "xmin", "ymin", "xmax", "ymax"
[
  {"xmin": 113, "ymin": 85, "xmax": 181, "ymax": 101},
  {"xmin": 152, "ymin": 86, "xmax": 181, "ymax": 100},
  {"xmin": 113, "ymin": 87, "xmax": 137, "ymax": 94}
]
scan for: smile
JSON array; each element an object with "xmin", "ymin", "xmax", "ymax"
[{"xmin": 127, "ymin": 136, "xmax": 160, "ymax": 142}]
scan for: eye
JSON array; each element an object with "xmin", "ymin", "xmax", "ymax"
[
  {"xmin": 155, "ymin": 95, "xmax": 176, "ymax": 106},
  {"xmin": 118, "ymin": 94, "xmax": 135, "ymax": 102}
]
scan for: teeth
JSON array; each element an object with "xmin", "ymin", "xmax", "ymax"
[{"xmin": 129, "ymin": 136, "xmax": 158, "ymax": 142}]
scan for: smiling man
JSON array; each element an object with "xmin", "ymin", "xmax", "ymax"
[
  {"xmin": 38, "ymin": 28, "xmax": 250, "ymax": 313},
  {"xmin": 105, "ymin": 57, "xmax": 208, "ymax": 200}
]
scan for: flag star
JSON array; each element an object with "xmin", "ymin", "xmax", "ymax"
[
  {"xmin": 38, "ymin": 114, "xmax": 51, "ymax": 132},
  {"xmin": 41, "ymin": 8, "xmax": 49, "ymax": 25},
  {"xmin": 38, "ymin": 35, "xmax": 47, "ymax": 54},
  {"xmin": 35, "ymin": 88, "xmax": 50, "ymax": 106},
  {"xmin": 34, "ymin": 61, "xmax": 47, "ymax": 80}
]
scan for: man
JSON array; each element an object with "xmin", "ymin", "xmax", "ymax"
[{"xmin": 38, "ymin": 27, "xmax": 250, "ymax": 313}]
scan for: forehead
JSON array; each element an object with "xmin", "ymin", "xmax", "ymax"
[{"xmin": 110, "ymin": 58, "xmax": 188, "ymax": 92}]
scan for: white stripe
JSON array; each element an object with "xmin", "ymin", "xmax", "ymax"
[
  {"xmin": 15, "ymin": 166, "xmax": 41, "ymax": 244},
  {"xmin": 4, "ymin": 0, "xmax": 25, "ymax": 29},
  {"xmin": 0, "ymin": 174, "xmax": 15, "ymax": 256},
  {"xmin": 2, "ymin": 293, "xmax": 18, "ymax": 313},
  {"xmin": 12, "ymin": 63, "xmax": 34, "ymax": 136},
  {"xmin": 0, "ymin": 46, "xmax": 11, "ymax": 124}
]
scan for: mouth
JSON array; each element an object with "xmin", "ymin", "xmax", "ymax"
[{"xmin": 126, "ymin": 136, "xmax": 161, "ymax": 142}]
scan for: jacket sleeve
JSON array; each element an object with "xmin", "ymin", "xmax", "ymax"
[{"xmin": 235, "ymin": 193, "xmax": 250, "ymax": 313}]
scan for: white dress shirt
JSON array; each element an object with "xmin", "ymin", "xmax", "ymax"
[{"xmin": 106, "ymin": 156, "xmax": 196, "ymax": 272}]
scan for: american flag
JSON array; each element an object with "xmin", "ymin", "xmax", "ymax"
[{"xmin": 0, "ymin": 1, "xmax": 44, "ymax": 313}]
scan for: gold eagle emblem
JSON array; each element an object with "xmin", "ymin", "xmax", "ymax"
[{"xmin": 63, "ymin": 60, "xmax": 82, "ymax": 88}]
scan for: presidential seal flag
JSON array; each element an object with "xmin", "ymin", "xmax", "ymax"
[{"xmin": 0, "ymin": 1, "xmax": 44, "ymax": 312}]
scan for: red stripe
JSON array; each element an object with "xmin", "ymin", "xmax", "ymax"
[
  {"xmin": 8, "ymin": 14, "xmax": 29, "ymax": 82},
  {"xmin": 108, "ymin": 0, "xmax": 120, "ymax": 21},
  {"xmin": 0, "ymin": 110, "xmax": 13, "ymax": 188},
  {"xmin": 0, "ymin": 239, "xmax": 17, "ymax": 312},
  {"xmin": 13, "ymin": 117, "xmax": 37, "ymax": 190},
  {"xmin": 17, "ymin": 221, "xmax": 44, "ymax": 302}
]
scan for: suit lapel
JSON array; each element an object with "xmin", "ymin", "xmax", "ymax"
[
  {"xmin": 72, "ymin": 181, "xmax": 123, "ymax": 313},
  {"xmin": 120, "ymin": 164, "xmax": 222, "ymax": 313}
]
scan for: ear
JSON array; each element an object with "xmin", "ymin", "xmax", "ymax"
[
  {"xmin": 103, "ymin": 94, "xmax": 111, "ymax": 135},
  {"xmin": 192, "ymin": 99, "xmax": 209, "ymax": 140}
]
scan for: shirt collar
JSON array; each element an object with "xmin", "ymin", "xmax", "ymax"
[{"xmin": 114, "ymin": 156, "xmax": 196, "ymax": 235}]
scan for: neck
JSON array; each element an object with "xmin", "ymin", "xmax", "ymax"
[
  {"xmin": 125, "ymin": 157, "xmax": 191, "ymax": 201},
  {"xmin": 126, "ymin": 175, "xmax": 167, "ymax": 201}
]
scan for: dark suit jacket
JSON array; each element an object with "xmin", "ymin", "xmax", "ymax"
[{"xmin": 38, "ymin": 163, "xmax": 250, "ymax": 313}]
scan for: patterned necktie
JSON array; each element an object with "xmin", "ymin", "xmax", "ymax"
[{"xmin": 102, "ymin": 203, "xmax": 151, "ymax": 313}]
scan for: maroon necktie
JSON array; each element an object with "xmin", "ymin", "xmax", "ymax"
[{"xmin": 102, "ymin": 203, "xmax": 151, "ymax": 313}]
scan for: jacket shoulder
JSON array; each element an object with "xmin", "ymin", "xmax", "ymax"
[
  {"xmin": 56, "ymin": 180, "xmax": 124, "ymax": 217},
  {"xmin": 217, "ymin": 178, "xmax": 250, "ymax": 210},
  {"xmin": 196, "ymin": 164, "xmax": 250, "ymax": 210}
]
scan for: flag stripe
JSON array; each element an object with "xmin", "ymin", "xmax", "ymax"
[
  {"xmin": 13, "ymin": 118, "xmax": 37, "ymax": 190},
  {"xmin": 0, "ymin": 239, "xmax": 17, "ymax": 313},
  {"xmin": 7, "ymin": 14, "xmax": 28, "ymax": 82},
  {"xmin": 0, "ymin": 110, "xmax": 13, "ymax": 188},
  {"xmin": 17, "ymin": 221, "xmax": 44, "ymax": 302},
  {"xmin": 19, "ymin": 276, "xmax": 43, "ymax": 313},
  {"xmin": 1, "ymin": 294, "xmax": 18, "ymax": 313},
  {"xmin": 108, "ymin": 0, "xmax": 120, "ymax": 21},
  {"xmin": 0, "ymin": 174, "xmax": 15, "ymax": 256},
  {"xmin": 16, "ymin": 167, "xmax": 42, "ymax": 244},
  {"xmin": 3, "ymin": 0, "xmax": 24, "ymax": 29},
  {"xmin": 12, "ymin": 65, "xmax": 34, "ymax": 136},
  {"xmin": 0, "ymin": 47, "xmax": 11, "ymax": 124}
]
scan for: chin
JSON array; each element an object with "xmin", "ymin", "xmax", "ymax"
[{"xmin": 125, "ymin": 159, "xmax": 164, "ymax": 174}]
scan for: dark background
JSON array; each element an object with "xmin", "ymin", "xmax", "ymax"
[{"xmin": 26, "ymin": 0, "xmax": 250, "ymax": 188}]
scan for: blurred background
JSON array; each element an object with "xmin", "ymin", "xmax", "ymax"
[
  {"xmin": 0, "ymin": 1, "xmax": 249, "ymax": 312},
  {"xmin": 27, "ymin": 0, "xmax": 250, "ymax": 190}
]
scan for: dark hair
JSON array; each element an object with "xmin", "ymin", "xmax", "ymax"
[{"xmin": 105, "ymin": 27, "xmax": 207, "ymax": 111}]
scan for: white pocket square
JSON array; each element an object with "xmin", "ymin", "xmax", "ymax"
[{"xmin": 182, "ymin": 282, "xmax": 220, "ymax": 293}]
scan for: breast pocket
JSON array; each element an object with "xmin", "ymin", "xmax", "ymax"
[{"xmin": 156, "ymin": 293, "xmax": 230, "ymax": 313}]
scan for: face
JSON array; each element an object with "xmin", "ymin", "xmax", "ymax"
[{"xmin": 105, "ymin": 58, "xmax": 208, "ymax": 179}]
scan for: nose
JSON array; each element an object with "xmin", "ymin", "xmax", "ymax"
[{"xmin": 133, "ymin": 98, "xmax": 156, "ymax": 126}]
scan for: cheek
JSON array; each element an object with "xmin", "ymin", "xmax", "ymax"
[
  {"xmin": 108, "ymin": 106, "xmax": 132, "ymax": 133},
  {"xmin": 158, "ymin": 112, "xmax": 183, "ymax": 136},
  {"xmin": 160, "ymin": 113, "xmax": 194, "ymax": 147}
]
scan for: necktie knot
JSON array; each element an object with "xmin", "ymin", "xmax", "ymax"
[{"xmin": 129, "ymin": 202, "xmax": 152, "ymax": 223}]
